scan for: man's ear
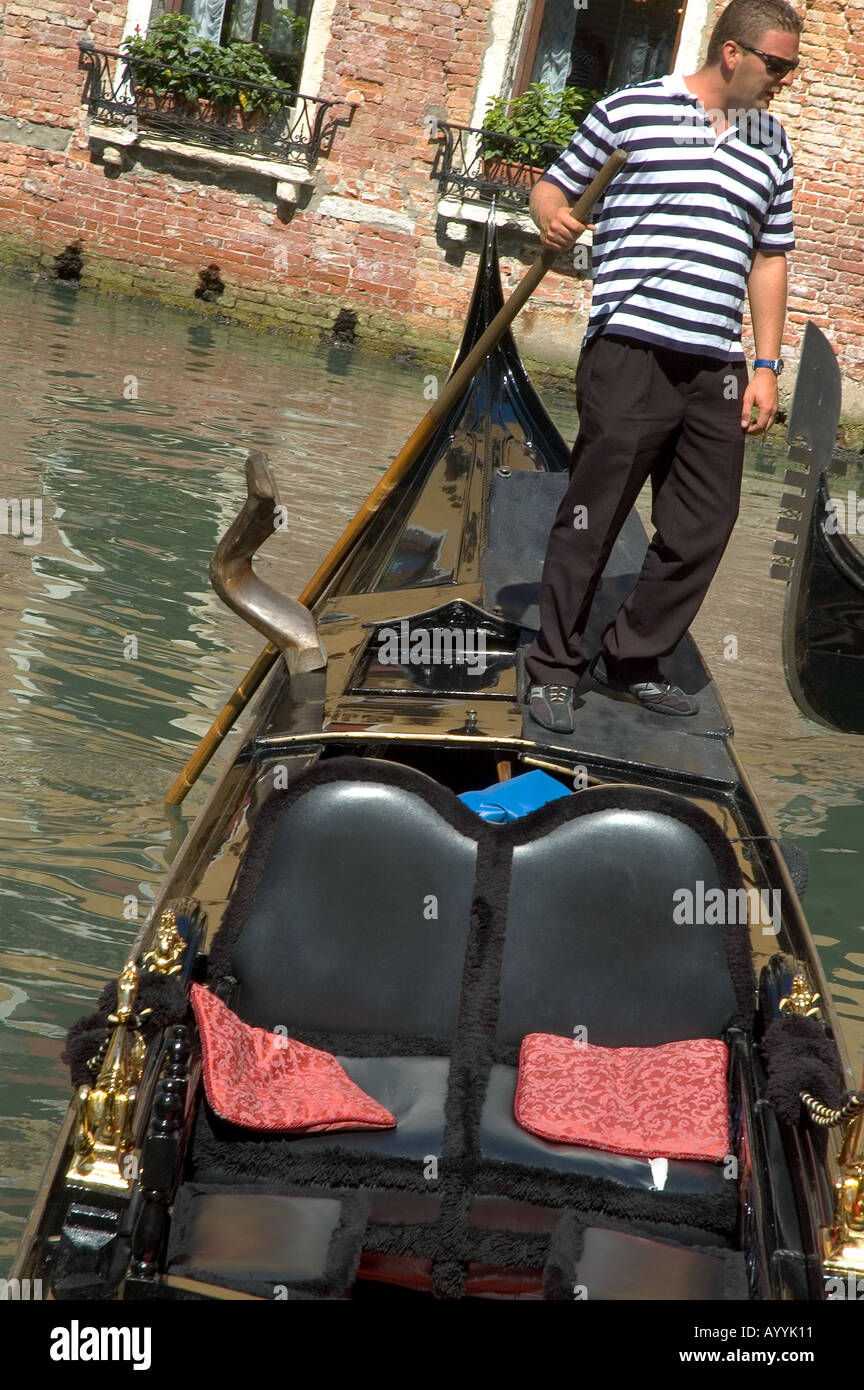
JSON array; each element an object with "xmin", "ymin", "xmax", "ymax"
[{"xmin": 721, "ymin": 38, "xmax": 741, "ymax": 72}]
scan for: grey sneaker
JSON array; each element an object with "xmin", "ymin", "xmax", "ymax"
[
  {"xmin": 589, "ymin": 652, "xmax": 699, "ymax": 717},
  {"xmin": 528, "ymin": 683, "xmax": 576, "ymax": 733}
]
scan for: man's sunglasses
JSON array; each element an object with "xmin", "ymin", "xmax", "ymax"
[{"xmin": 735, "ymin": 41, "xmax": 799, "ymax": 78}]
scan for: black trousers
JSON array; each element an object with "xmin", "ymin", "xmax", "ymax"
[{"xmin": 524, "ymin": 333, "xmax": 749, "ymax": 686}]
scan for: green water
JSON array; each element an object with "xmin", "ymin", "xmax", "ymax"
[{"xmin": 0, "ymin": 274, "xmax": 861, "ymax": 1274}]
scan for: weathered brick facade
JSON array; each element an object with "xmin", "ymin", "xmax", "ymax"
[{"xmin": 0, "ymin": 0, "xmax": 862, "ymax": 413}]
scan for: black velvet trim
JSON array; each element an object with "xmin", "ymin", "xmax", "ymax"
[
  {"xmin": 543, "ymin": 1211, "xmax": 583, "ymax": 1300},
  {"xmin": 472, "ymin": 1161, "xmax": 739, "ymax": 1239},
  {"xmin": 165, "ymin": 1181, "xmax": 370, "ymax": 1300},
  {"xmin": 542, "ymin": 1209, "xmax": 748, "ymax": 1301},
  {"xmin": 61, "ymin": 974, "xmax": 189, "ymax": 1087},
  {"xmin": 493, "ymin": 782, "xmax": 756, "ymax": 1033},
  {"xmin": 762, "ymin": 1014, "xmax": 850, "ymax": 1126},
  {"xmin": 427, "ymin": 829, "xmax": 514, "ymax": 1300},
  {"xmin": 207, "ymin": 754, "xmax": 489, "ymax": 989},
  {"xmin": 469, "ymin": 1229, "xmax": 549, "ymax": 1269},
  {"xmin": 363, "ymin": 1223, "xmax": 441, "ymax": 1261},
  {"xmin": 352, "ymin": 1219, "xmax": 550, "ymax": 1273}
]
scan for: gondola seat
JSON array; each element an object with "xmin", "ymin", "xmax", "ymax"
[
  {"xmin": 196, "ymin": 759, "xmax": 483, "ymax": 1175},
  {"xmin": 478, "ymin": 1064, "xmax": 730, "ymax": 1196},
  {"xmin": 196, "ymin": 762, "xmax": 751, "ymax": 1237},
  {"xmin": 224, "ymin": 767, "xmax": 480, "ymax": 1037},
  {"xmin": 192, "ymin": 1054, "xmax": 451, "ymax": 1179},
  {"xmin": 477, "ymin": 789, "xmax": 751, "ymax": 1206}
]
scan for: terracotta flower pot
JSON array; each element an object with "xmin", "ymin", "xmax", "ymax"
[{"xmin": 481, "ymin": 156, "xmax": 546, "ymax": 192}]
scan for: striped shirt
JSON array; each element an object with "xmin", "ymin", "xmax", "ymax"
[{"xmin": 543, "ymin": 72, "xmax": 795, "ymax": 361}]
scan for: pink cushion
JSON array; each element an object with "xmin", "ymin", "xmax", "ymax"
[
  {"xmin": 514, "ymin": 1033, "xmax": 730, "ymax": 1162},
  {"xmin": 191, "ymin": 984, "xmax": 396, "ymax": 1134}
]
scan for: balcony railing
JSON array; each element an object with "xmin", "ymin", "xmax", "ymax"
[
  {"xmin": 433, "ymin": 121, "xmax": 567, "ymax": 211},
  {"xmin": 79, "ymin": 42, "xmax": 345, "ymax": 166}
]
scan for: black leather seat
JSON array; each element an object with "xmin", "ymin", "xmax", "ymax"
[
  {"xmin": 479, "ymin": 1065, "xmax": 728, "ymax": 1195},
  {"xmin": 196, "ymin": 759, "xmax": 481, "ymax": 1175},
  {"xmin": 480, "ymin": 788, "xmax": 748, "ymax": 1193},
  {"xmin": 229, "ymin": 771, "xmax": 479, "ymax": 1038},
  {"xmin": 192, "ymin": 1055, "xmax": 450, "ymax": 1179},
  {"xmin": 496, "ymin": 797, "xmax": 740, "ymax": 1049}
]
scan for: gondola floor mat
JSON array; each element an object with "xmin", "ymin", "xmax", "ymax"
[{"xmin": 520, "ymin": 678, "xmax": 737, "ymax": 785}]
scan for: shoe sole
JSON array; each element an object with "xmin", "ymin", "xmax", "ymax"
[
  {"xmin": 528, "ymin": 702, "xmax": 575, "ymax": 735},
  {"xmin": 633, "ymin": 697, "xmax": 699, "ymax": 717}
]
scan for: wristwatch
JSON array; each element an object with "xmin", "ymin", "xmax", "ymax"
[{"xmin": 754, "ymin": 358, "xmax": 784, "ymax": 375}]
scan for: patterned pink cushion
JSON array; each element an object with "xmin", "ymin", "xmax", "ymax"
[
  {"xmin": 191, "ymin": 984, "xmax": 396, "ymax": 1133},
  {"xmin": 514, "ymin": 1033, "xmax": 729, "ymax": 1162}
]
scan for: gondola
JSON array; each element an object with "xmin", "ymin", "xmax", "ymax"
[
  {"xmin": 10, "ymin": 225, "xmax": 864, "ymax": 1304},
  {"xmin": 771, "ymin": 321, "xmax": 864, "ymax": 735}
]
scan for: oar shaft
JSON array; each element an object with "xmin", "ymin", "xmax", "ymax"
[{"xmin": 164, "ymin": 148, "xmax": 627, "ymax": 806}]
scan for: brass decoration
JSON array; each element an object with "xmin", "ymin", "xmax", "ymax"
[
  {"xmin": 142, "ymin": 905, "xmax": 187, "ymax": 976},
  {"xmin": 824, "ymin": 1108, "xmax": 864, "ymax": 1281},
  {"xmin": 208, "ymin": 453, "xmax": 326, "ymax": 677},
  {"xmin": 802, "ymin": 1092, "xmax": 864, "ymax": 1128},
  {"xmin": 66, "ymin": 961, "xmax": 147, "ymax": 1194},
  {"xmin": 779, "ymin": 973, "xmax": 821, "ymax": 1018}
]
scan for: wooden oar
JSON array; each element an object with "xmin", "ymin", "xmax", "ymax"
[{"xmin": 164, "ymin": 148, "xmax": 627, "ymax": 806}]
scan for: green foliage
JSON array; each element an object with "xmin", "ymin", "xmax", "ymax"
[
  {"xmin": 482, "ymin": 82, "xmax": 600, "ymax": 165},
  {"xmin": 122, "ymin": 12, "xmax": 298, "ymax": 115}
]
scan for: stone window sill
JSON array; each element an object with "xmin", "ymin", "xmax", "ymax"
[
  {"xmin": 437, "ymin": 195, "xmax": 593, "ymax": 250},
  {"xmin": 85, "ymin": 120, "xmax": 315, "ymax": 203}
]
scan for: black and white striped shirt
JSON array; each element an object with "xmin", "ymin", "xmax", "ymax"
[{"xmin": 543, "ymin": 72, "xmax": 795, "ymax": 361}]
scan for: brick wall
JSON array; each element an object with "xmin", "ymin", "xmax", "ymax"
[
  {"xmin": 781, "ymin": 4, "xmax": 864, "ymax": 382},
  {"xmin": 0, "ymin": 0, "xmax": 862, "ymax": 411}
]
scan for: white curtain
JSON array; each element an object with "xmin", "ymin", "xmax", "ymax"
[
  {"xmin": 227, "ymin": 0, "xmax": 258, "ymax": 41},
  {"xmin": 531, "ymin": 0, "xmax": 578, "ymax": 94}
]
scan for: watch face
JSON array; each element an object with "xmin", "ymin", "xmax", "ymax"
[{"xmin": 776, "ymin": 358, "xmax": 784, "ymax": 376}]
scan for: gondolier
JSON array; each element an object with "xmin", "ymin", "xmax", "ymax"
[{"xmin": 526, "ymin": 0, "xmax": 802, "ymax": 733}]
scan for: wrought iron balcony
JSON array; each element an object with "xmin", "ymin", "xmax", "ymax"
[
  {"xmin": 432, "ymin": 121, "xmax": 567, "ymax": 211},
  {"xmin": 78, "ymin": 42, "xmax": 344, "ymax": 166}
]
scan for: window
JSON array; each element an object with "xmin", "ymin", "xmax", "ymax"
[
  {"xmin": 516, "ymin": 0, "xmax": 686, "ymax": 98},
  {"xmin": 175, "ymin": 0, "xmax": 313, "ymax": 86}
]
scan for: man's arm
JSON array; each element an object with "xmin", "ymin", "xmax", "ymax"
[
  {"xmin": 740, "ymin": 249, "xmax": 788, "ymax": 435},
  {"xmin": 529, "ymin": 178, "xmax": 594, "ymax": 250}
]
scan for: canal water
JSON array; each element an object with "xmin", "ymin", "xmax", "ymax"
[{"xmin": 0, "ymin": 272, "xmax": 862, "ymax": 1273}]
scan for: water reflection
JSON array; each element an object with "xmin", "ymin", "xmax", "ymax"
[{"xmin": 0, "ymin": 272, "xmax": 861, "ymax": 1272}]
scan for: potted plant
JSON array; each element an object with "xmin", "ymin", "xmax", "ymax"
[
  {"xmin": 122, "ymin": 14, "xmax": 202, "ymax": 115},
  {"xmin": 191, "ymin": 38, "xmax": 292, "ymax": 130},
  {"xmin": 122, "ymin": 14, "xmax": 293, "ymax": 139},
  {"xmin": 481, "ymin": 82, "xmax": 600, "ymax": 192}
]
